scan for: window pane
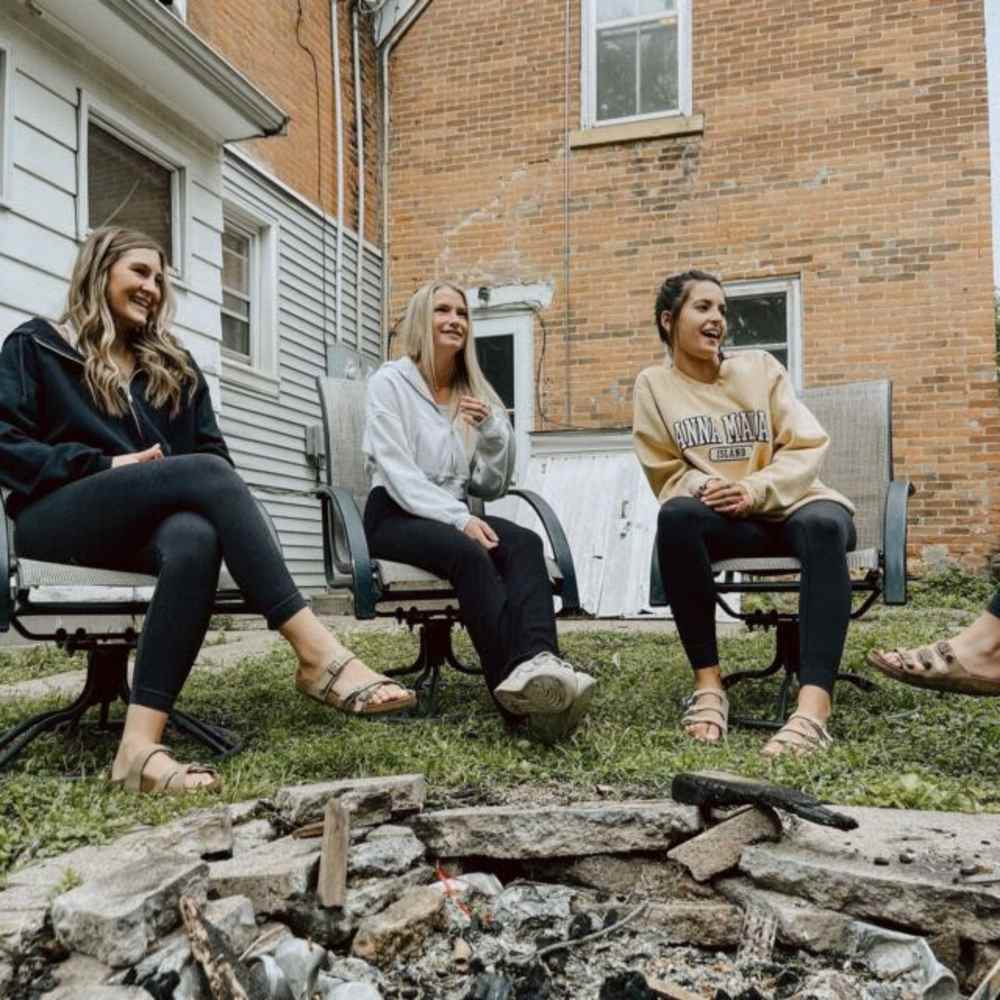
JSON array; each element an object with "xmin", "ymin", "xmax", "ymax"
[
  {"xmin": 638, "ymin": 0, "xmax": 675, "ymax": 14},
  {"xmin": 639, "ymin": 21, "xmax": 679, "ymax": 114},
  {"xmin": 222, "ymin": 314, "xmax": 250, "ymax": 357},
  {"xmin": 223, "ymin": 291, "xmax": 250, "ymax": 320},
  {"xmin": 476, "ymin": 334, "xmax": 515, "ymax": 416},
  {"xmin": 88, "ymin": 123, "xmax": 172, "ymax": 260},
  {"xmin": 596, "ymin": 0, "xmax": 636, "ymax": 23},
  {"xmin": 596, "ymin": 27, "xmax": 638, "ymax": 121},
  {"xmin": 222, "ymin": 232, "xmax": 249, "ymax": 293},
  {"xmin": 727, "ymin": 293, "xmax": 788, "ymax": 367}
]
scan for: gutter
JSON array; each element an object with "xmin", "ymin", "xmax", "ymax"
[{"xmin": 379, "ymin": 0, "xmax": 433, "ymax": 360}]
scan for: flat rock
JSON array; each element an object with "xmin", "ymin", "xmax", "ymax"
[
  {"xmin": 672, "ymin": 771, "xmax": 858, "ymax": 830},
  {"xmin": 50, "ymin": 855, "xmax": 208, "ymax": 968},
  {"xmin": 348, "ymin": 830, "xmax": 425, "ymax": 878},
  {"xmin": 351, "ymin": 886, "xmax": 445, "ymax": 965},
  {"xmin": 274, "ymin": 775, "xmax": 426, "ymax": 828},
  {"xmin": 640, "ymin": 901, "xmax": 743, "ymax": 948},
  {"xmin": 0, "ymin": 883, "xmax": 51, "ymax": 960},
  {"xmin": 668, "ymin": 805, "xmax": 781, "ymax": 882},
  {"xmin": 210, "ymin": 835, "xmax": 320, "ymax": 915},
  {"xmin": 409, "ymin": 800, "xmax": 701, "ymax": 859},
  {"xmin": 716, "ymin": 878, "xmax": 853, "ymax": 953},
  {"xmin": 523, "ymin": 853, "xmax": 716, "ymax": 901},
  {"xmin": 491, "ymin": 883, "xmax": 576, "ymax": 932},
  {"xmin": 739, "ymin": 805, "xmax": 1000, "ymax": 942},
  {"xmin": 115, "ymin": 807, "xmax": 234, "ymax": 860},
  {"xmin": 231, "ymin": 818, "xmax": 278, "ymax": 856},
  {"xmin": 47, "ymin": 954, "xmax": 115, "ymax": 994}
]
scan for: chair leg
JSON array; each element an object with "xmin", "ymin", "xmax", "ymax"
[
  {"xmin": 724, "ymin": 620, "xmax": 800, "ymax": 732},
  {"xmin": 167, "ymin": 709, "xmax": 242, "ymax": 759}
]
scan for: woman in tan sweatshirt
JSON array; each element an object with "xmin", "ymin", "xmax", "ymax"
[{"xmin": 632, "ymin": 270, "xmax": 856, "ymax": 757}]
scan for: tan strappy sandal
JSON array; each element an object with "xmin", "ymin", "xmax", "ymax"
[
  {"xmin": 762, "ymin": 712, "xmax": 833, "ymax": 758},
  {"xmin": 681, "ymin": 688, "xmax": 729, "ymax": 743},
  {"xmin": 296, "ymin": 653, "xmax": 417, "ymax": 716},
  {"xmin": 867, "ymin": 642, "xmax": 1000, "ymax": 697},
  {"xmin": 110, "ymin": 744, "xmax": 222, "ymax": 796}
]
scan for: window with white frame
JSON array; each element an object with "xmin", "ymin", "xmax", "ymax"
[
  {"xmin": 724, "ymin": 277, "xmax": 803, "ymax": 391},
  {"xmin": 583, "ymin": 0, "xmax": 691, "ymax": 127},
  {"xmin": 79, "ymin": 100, "xmax": 188, "ymax": 274},
  {"xmin": 0, "ymin": 42, "xmax": 12, "ymax": 206},
  {"xmin": 220, "ymin": 204, "xmax": 280, "ymax": 395}
]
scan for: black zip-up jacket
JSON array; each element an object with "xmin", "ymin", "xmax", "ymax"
[{"xmin": 0, "ymin": 318, "xmax": 231, "ymax": 518}]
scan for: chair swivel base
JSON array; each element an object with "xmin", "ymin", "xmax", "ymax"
[
  {"xmin": 722, "ymin": 618, "xmax": 875, "ymax": 731},
  {"xmin": 0, "ymin": 644, "xmax": 242, "ymax": 771}
]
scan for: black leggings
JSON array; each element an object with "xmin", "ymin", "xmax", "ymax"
[
  {"xmin": 657, "ymin": 498, "xmax": 857, "ymax": 693},
  {"xmin": 991, "ymin": 590, "xmax": 1000, "ymax": 619},
  {"xmin": 14, "ymin": 454, "xmax": 306, "ymax": 712},
  {"xmin": 363, "ymin": 487, "xmax": 558, "ymax": 700}
]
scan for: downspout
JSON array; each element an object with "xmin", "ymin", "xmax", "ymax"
[
  {"xmin": 353, "ymin": 1, "xmax": 365, "ymax": 352},
  {"xmin": 380, "ymin": 0, "xmax": 434, "ymax": 360},
  {"xmin": 331, "ymin": 0, "xmax": 346, "ymax": 348}
]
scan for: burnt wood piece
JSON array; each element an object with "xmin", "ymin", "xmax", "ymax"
[
  {"xmin": 180, "ymin": 895, "xmax": 267, "ymax": 1000},
  {"xmin": 671, "ymin": 770, "xmax": 858, "ymax": 831}
]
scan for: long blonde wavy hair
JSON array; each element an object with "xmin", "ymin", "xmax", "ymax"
[
  {"xmin": 395, "ymin": 281, "xmax": 504, "ymax": 415},
  {"xmin": 58, "ymin": 227, "xmax": 198, "ymax": 417}
]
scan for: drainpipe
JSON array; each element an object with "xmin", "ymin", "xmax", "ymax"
[
  {"xmin": 331, "ymin": 0, "xmax": 346, "ymax": 348},
  {"xmin": 379, "ymin": 0, "xmax": 434, "ymax": 360},
  {"xmin": 353, "ymin": 1, "xmax": 365, "ymax": 352}
]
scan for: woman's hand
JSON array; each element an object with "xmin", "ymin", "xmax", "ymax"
[
  {"xmin": 463, "ymin": 516, "xmax": 499, "ymax": 550},
  {"xmin": 458, "ymin": 395, "xmax": 490, "ymax": 428},
  {"xmin": 111, "ymin": 444, "xmax": 164, "ymax": 468},
  {"xmin": 700, "ymin": 479, "xmax": 753, "ymax": 518}
]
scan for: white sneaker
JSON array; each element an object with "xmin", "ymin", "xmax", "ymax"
[
  {"xmin": 526, "ymin": 671, "xmax": 596, "ymax": 745},
  {"xmin": 494, "ymin": 651, "xmax": 577, "ymax": 715}
]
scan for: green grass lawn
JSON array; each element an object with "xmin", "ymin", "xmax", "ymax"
[{"xmin": 0, "ymin": 571, "xmax": 998, "ymax": 881}]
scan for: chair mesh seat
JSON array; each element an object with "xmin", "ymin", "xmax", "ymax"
[
  {"xmin": 375, "ymin": 556, "xmax": 563, "ymax": 594},
  {"xmin": 711, "ymin": 547, "xmax": 879, "ymax": 575},
  {"xmin": 18, "ymin": 559, "xmax": 238, "ymax": 596}
]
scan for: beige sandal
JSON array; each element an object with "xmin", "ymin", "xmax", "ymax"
[
  {"xmin": 296, "ymin": 653, "xmax": 417, "ymax": 716},
  {"xmin": 681, "ymin": 688, "xmax": 729, "ymax": 743},
  {"xmin": 762, "ymin": 712, "xmax": 833, "ymax": 758},
  {"xmin": 867, "ymin": 642, "xmax": 1000, "ymax": 697},
  {"xmin": 110, "ymin": 744, "xmax": 222, "ymax": 796}
]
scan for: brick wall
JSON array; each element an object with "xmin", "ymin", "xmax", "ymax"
[
  {"xmin": 188, "ymin": 0, "xmax": 380, "ymax": 239},
  {"xmin": 386, "ymin": 0, "xmax": 999, "ymax": 572}
]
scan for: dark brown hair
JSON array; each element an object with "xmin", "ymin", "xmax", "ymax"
[{"xmin": 653, "ymin": 269, "xmax": 724, "ymax": 350}]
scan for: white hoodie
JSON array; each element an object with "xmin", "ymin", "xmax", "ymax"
[{"xmin": 363, "ymin": 356, "xmax": 516, "ymax": 530}]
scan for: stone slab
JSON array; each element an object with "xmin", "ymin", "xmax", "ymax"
[
  {"xmin": 50, "ymin": 856, "xmax": 209, "ymax": 968},
  {"xmin": 351, "ymin": 885, "xmax": 445, "ymax": 966},
  {"xmin": 668, "ymin": 805, "xmax": 781, "ymax": 882},
  {"xmin": 640, "ymin": 901, "xmax": 744, "ymax": 948},
  {"xmin": 408, "ymin": 800, "xmax": 701, "ymax": 859},
  {"xmin": 348, "ymin": 830, "xmax": 425, "ymax": 878},
  {"xmin": 209, "ymin": 835, "xmax": 320, "ymax": 915},
  {"xmin": 274, "ymin": 775, "xmax": 426, "ymax": 828},
  {"xmin": 739, "ymin": 805, "xmax": 1000, "ymax": 942}
]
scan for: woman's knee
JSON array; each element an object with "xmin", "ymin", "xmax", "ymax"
[
  {"xmin": 657, "ymin": 497, "xmax": 709, "ymax": 541},
  {"xmin": 156, "ymin": 513, "xmax": 222, "ymax": 573},
  {"xmin": 793, "ymin": 508, "xmax": 850, "ymax": 552},
  {"xmin": 175, "ymin": 453, "xmax": 242, "ymax": 492}
]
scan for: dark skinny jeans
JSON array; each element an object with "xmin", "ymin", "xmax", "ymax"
[
  {"xmin": 14, "ymin": 454, "xmax": 306, "ymax": 712},
  {"xmin": 363, "ymin": 487, "xmax": 559, "ymax": 701},
  {"xmin": 657, "ymin": 498, "xmax": 857, "ymax": 693}
]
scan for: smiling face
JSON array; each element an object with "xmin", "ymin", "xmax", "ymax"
[
  {"xmin": 664, "ymin": 279, "xmax": 727, "ymax": 373},
  {"xmin": 431, "ymin": 286, "xmax": 469, "ymax": 366},
  {"xmin": 105, "ymin": 248, "xmax": 164, "ymax": 335}
]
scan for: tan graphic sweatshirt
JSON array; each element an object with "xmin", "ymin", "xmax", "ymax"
[{"xmin": 632, "ymin": 350, "xmax": 853, "ymax": 520}]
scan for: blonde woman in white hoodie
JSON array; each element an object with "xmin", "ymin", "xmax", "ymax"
[{"xmin": 362, "ymin": 281, "xmax": 594, "ymax": 743}]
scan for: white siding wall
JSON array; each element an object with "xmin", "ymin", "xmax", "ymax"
[
  {"xmin": 222, "ymin": 153, "xmax": 383, "ymax": 591},
  {"xmin": 0, "ymin": 9, "xmax": 224, "ymax": 385}
]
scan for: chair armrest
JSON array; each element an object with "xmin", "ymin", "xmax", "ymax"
[
  {"xmin": 315, "ymin": 486, "xmax": 380, "ymax": 619},
  {"xmin": 882, "ymin": 479, "xmax": 914, "ymax": 606},
  {"xmin": 506, "ymin": 488, "xmax": 581, "ymax": 613},
  {"xmin": 0, "ymin": 495, "xmax": 12, "ymax": 632}
]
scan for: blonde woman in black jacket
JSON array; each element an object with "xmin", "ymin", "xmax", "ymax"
[{"xmin": 0, "ymin": 228, "xmax": 414, "ymax": 795}]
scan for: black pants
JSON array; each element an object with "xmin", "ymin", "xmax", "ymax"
[
  {"xmin": 656, "ymin": 498, "xmax": 857, "ymax": 693},
  {"xmin": 990, "ymin": 589, "xmax": 1000, "ymax": 619},
  {"xmin": 14, "ymin": 454, "xmax": 306, "ymax": 713},
  {"xmin": 363, "ymin": 487, "xmax": 559, "ymax": 697}
]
